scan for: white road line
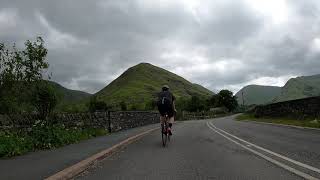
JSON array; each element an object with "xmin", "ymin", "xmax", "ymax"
[
  {"xmin": 206, "ymin": 122, "xmax": 319, "ymax": 180},
  {"xmin": 209, "ymin": 121, "xmax": 320, "ymax": 174}
]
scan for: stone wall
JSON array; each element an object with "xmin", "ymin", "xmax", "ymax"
[
  {"xmin": 109, "ymin": 111, "xmax": 160, "ymax": 132},
  {"xmin": 0, "ymin": 111, "xmax": 160, "ymax": 132},
  {"xmin": 182, "ymin": 111, "xmax": 220, "ymax": 121},
  {"xmin": 253, "ymin": 96, "xmax": 320, "ymax": 119},
  {"xmin": 0, "ymin": 114, "xmax": 40, "ymax": 128}
]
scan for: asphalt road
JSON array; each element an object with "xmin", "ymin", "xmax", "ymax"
[
  {"xmin": 77, "ymin": 115, "xmax": 320, "ymax": 180},
  {"xmin": 0, "ymin": 124, "xmax": 159, "ymax": 180}
]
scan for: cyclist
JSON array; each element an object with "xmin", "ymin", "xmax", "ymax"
[{"xmin": 157, "ymin": 85, "xmax": 176, "ymax": 135}]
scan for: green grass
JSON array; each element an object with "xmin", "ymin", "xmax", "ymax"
[
  {"xmin": 0, "ymin": 123, "xmax": 108, "ymax": 158},
  {"xmin": 236, "ymin": 114, "xmax": 320, "ymax": 129}
]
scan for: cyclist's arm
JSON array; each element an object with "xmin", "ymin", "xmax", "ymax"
[{"xmin": 172, "ymin": 96, "xmax": 177, "ymax": 112}]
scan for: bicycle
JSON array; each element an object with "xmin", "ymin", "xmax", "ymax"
[{"xmin": 161, "ymin": 114, "xmax": 170, "ymax": 147}]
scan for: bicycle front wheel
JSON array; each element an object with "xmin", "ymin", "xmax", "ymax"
[{"xmin": 162, "ymin": 127, "xmax": 167, "ymax": 147}]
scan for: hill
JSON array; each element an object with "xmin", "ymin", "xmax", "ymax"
[
  {"xmin": 48, "ymin": 81, "xmax": 91, "ymax": 102},
  {"xmin": 273, "ymin": 74, "xmax": 320, "ymax": 102},
  {"xmin": 235, "ymin": 85, "xmax": 281, "ymax": 105},
  {"xmin": 95, "ymin": 63, "xmax": 214, "ymax": 109},
  {"xmin": 45, "ymin": 81, "xmax": 91, "ymax": 112}
]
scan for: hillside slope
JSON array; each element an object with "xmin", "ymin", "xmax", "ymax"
[
  {"xmin": 273, "ymin": 74, "xmax": 320, "ymax": 102},
  {"xmin": 235, "ymin": 85, "xmax": 281, "ymax": 105},
  {"xmin": 49, "ymin": 81, "xmax": 91, "ymax": 102},
  {"xmin": 96, "ymin": 63, "xmax": 214, "ymax": 109}
]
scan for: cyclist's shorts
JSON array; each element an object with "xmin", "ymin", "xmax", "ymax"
[{"xmin": 160, "ymin": 115, "xmax": 174, "ymax": 124}]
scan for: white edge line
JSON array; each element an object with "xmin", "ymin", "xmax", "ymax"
[
  {"xmin": 240, "ymin": 120, "xmax": 320, "ymax": 131},
  {"xmin": 209, "ymin": 121, "xmax": 320, "ymax": 174},
  {"xmin": 206, "ymin": 122, "xmax": 319, "ymax": 180}
]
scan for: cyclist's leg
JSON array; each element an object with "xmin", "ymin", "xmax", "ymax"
[
  {"xmin": 160, "ymin": 115, "xmax": 165, "ymax": 133},
  {"xmin": 168, "ymin": 116, "xmax": 174, "ymax": 135}
]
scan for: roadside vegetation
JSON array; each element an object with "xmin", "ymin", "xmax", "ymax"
[
  {"xmin": 236, "ymin": 114, "xmax": 320, "ymax": 129},
  {"xmin": 0, "ymin": 37, "xmax": 107, "ymax": 158},
  {"xmin": 0, "ymin": 123, "xmax": 107, "ymax": 158}
]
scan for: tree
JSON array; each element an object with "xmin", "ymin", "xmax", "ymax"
[
  {"xmin": 31, "ymin": 81, "xmax": 58, "ymax": 120},
  {"xmin": 208, "ymin": 94, "xmax": 219, "ymax": 108},
  {"xmin": 0, "ymin": 37, "xmax": 49, "ymax": 114},
  {"xmin": 186, "ymin": 96, "xmax": 207, "ymax": 112},
  {"xmin": 145, "ymin": 99, "xmax": 157, "ymax": 110},
  {"xmin": 130, "ymin": 104, "xmax": 138, "ymax": 111},
  {"xmin": 88, "ymin": 96, "xmax": 108, "ymax": 112},
  {"xmin": 216, "ymin": 90, "xmax": 238, "ymax": 112},
  {"xmin": 119, "ymin": 101, "xmax": 127, "ymax": 111}
]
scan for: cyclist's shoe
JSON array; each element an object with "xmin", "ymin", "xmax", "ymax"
[{"xmin": 168, "ymin": 127, "xmax": 172, "ymax": 136}]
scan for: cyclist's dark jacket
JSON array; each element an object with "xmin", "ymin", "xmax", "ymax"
[{"xmin": 158, "ymin": 90, "xmax": 175, "ymax": 117}]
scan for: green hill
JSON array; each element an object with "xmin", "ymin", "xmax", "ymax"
[
  {"xmin": 45, "ymin": 81, "xmax": 91, "ymax": 112},
  {"xmin": 48, "ymin": 81, "xmax": 91, "ymax": 102},
  {"xmin": 95, "ymin": 63, "xmax": 214, "ymax": 109},
  {"xmin": 235, "ymin": 85, "xmax": 281, "ymax": 105},
  {"xmin": 273, "ymin": 74, "xmax": 320, "ymax": 102}
]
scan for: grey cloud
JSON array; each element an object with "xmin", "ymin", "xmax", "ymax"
[
  {"xmin": 1, "ymin": 0, "xmax": 320, "ymax": 94},
  {"xmin": 192, "ymin": 1, "xmax": 264, "ymax": 45}
]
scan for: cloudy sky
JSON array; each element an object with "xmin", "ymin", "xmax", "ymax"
[{"xmin": 1, "ymin": 0, "xmax": 320, "ymax": 93}]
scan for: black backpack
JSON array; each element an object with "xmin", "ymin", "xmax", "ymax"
[{"xmin": 157, "ymin": 91, "xmax": 173, "ymax": 116}]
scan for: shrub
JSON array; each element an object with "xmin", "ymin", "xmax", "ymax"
[
  {"xmin": 0, "ymin": 130, "xmax": 33, "ymax": 157},
  {"xmin": 88, "ymin": 96, "xmax": 108, "ymax": 112},
  {"xmin": 31, "ymin": 81, "xmax": 58, "ymax": 120},
  {"xmin": 0, "ymin": 122, "xmax": 108, "ymax": 158},
  {"xmin": 120, "ymin": 101, "xmax": 127, "ymax": 111}
]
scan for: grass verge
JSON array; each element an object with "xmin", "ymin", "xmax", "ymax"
[
  {"xmin": 236, "ymin": 113, "xmax": 320, "ymax": 129},
  {"xmin": 0, "ymin": 122, "xmax": 108, "ymax": 158}
]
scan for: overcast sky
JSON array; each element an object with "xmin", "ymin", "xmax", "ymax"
[{"xmin": 1, "ymin": 0, "xmax": 320, "ymax": 93}]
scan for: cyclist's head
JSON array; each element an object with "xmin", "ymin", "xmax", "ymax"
[{"xmin": 162, "ymin": 84, "xmax": 169, "ymax": 91}]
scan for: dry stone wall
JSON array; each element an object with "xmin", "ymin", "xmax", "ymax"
[
  {"xmin": 0, "ymin": 111, "xmax": 160, "ymax": 132},
  {"xmin": 109, "ymin": 111, "xmax": 159, "ymax": 132},
  {"xmin": 253, "ymin": 96, "xmax": 320, "ymax": 119}
]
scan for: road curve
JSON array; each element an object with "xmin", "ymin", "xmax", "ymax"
[{"xmin": 77, "ymin": 115, "xmax": 320, "ymax": 180}]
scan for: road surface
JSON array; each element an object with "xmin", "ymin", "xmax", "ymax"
[{"xmin": 77, "ymin": 115, "xmax": 320, "ymax": 180}]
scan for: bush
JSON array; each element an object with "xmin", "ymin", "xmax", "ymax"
[
  {"xmin": 0, "ymin": 122, "xmax": 108, "ymax": 158},
  {"xmin": 88, "ymin": 96, "xmax": 108, "ymax": 112},
  {"xmin": 120, "ymin": 101, "xmax": 127, "ymax": 111},
  {"xmin": 31, "ymin": 81, "xmax": 58, "ymax": 120},
  {"xmin": 0, "ymin": 130, "xmax": 33, "ymax": 157}
]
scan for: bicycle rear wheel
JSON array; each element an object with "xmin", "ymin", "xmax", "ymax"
[{"xmin": 161, "ymin": 124, "xmax": 167, "ymax": 147}]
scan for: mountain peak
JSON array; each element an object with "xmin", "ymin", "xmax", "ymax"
[
  {"xmin": 96, "ymin": 63, "xmax": 213, "ymax": 109},
  {"xmin": 136, "ymin": 62, "xmax": 152, "ymax": 66},
  {"xmin": 132, "ymin": 62, "xmax": 155, "ymax": 69}
]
